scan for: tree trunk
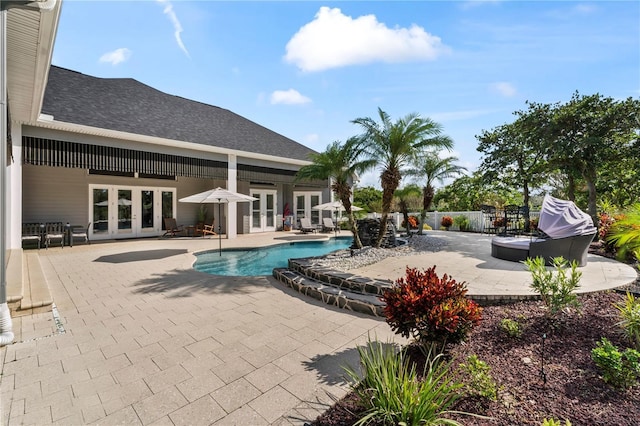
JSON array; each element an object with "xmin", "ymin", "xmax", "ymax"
[
  {"xmin": 522, "ymin": 181, "xmax": 530, "ymax": 232},
  {"xmin": 375, "ymin": 188, "xmax": 394, "ymax": 248},
  {"xmin": 583, "ymin": 169, "xmax": 598, "ymax": 230},
  {"xmin": 419, "ymin": 185, "xmax": 434, "ymax": 235},
  {"xmin": 567, "ymin": 173, "xmax": 576, "ymax": 202},
  {"xmin": 337, "ymin": 191, "xmax": 363, "ymax": 249}
]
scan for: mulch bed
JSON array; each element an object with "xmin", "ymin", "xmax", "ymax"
[{"xmin": 312, "ymin": 251, "xmax": 640, "ymax": 425}]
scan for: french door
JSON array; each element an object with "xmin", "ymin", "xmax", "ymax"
[
  {"xmin": 294, "ymin": 191, "xmax": 322, "ymax": 227},
  {"xmin": 250, "ymin": 189, "xmax": 277, "ymax": 232},
  {"xmin": 89, "ymin": 185, "xmax": 176, "ymax": 240}
]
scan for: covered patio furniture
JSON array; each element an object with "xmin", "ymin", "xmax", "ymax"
[
  {"xmin": 162, "ymin": 218, "xmax": 185, "ymax": 238},
  {"xmin": 491, "ymin": 195, "xmax": 597, "ymax": 266},
  {"xmin": 45, "ymin": 222, "xmax": 65, "ymax": 248},
  {"xmin": 299, "ymin": 217, "xmax": 317, "ymax": 234},
  {"xmin": 70, "ymin": 223, "xmax": 91, "ymax": 246}
]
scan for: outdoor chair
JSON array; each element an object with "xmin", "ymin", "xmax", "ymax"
[
  {"xmin": 322, "ymin": 217, "xmax": 337, "ymax": 233},
  {"xmin": 299, "ymin": 218, "xmax": 316, "ymax": 234},
  {"xmin": 480, "ymin": 205, "xmax": 497, "ymax": 234},
  {"xmin": 44, "ymin": 222, "xmax": 65, "ymax": 248},
  {"xmin": 22, "ymin": 223, "xmax": 42, "ymax": 249},
  {"xmin": 503, "ymin": 204, "xmax": 522, "ymax": 235},
  {"xmin": 162, "ymin": 218, "xmax": 185, "ymax": 238},
  {"xmin": 202, "ymin": 218, "xmax": 216, "ymax": 236},
  {"xmin": 70, "ymin": 223, "xmax": 91, "ymax": 246}
]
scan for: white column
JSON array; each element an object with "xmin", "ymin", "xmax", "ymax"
[
  {"xmin": 227, "ymin": 154, "xmax": 237, "ymax": 239},
  {"xmin": 8, "ymin": 123, "xmax": 22, "ymax": 249}
]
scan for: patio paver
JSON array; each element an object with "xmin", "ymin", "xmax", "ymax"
[{"xmin": 0, "ymin": 230, "xmax": 636, "ymax": 425}]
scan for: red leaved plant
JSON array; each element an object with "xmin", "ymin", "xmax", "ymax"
[{"xmin": 382, "ymin": 266, "xmax": 482, "ymax": 346}]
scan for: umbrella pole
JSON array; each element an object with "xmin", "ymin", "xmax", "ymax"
[
  {"xmin": 218, "ymin": 200, "xmax": 222, "ymax": 256},
  {"xmin": 334, "ymin": 208, "xmax": 338, "ymax": 238}
]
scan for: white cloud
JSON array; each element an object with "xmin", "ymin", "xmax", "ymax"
[
  {"xmin": 156, "ymin": 0, "xmax": 190, "ymax": 58},
  {"xmin": 573, "ymin": 4, "xmax": 596, "ymax": 14},
  {"xmin": 489, "ymin": 82, "xmax": 517, "ymax": 97},
  {"xmin": 284, "ymin": 7, "xmax": 450, "ymax": 72},
  {"xmin": 99, "ymin": 48, "xmax": 132, "ymax": 65},
  {"xmin": 270, "ymin": 89, "xmax": 312, "ymax": 105}
]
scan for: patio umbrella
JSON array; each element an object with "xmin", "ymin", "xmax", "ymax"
[
  {"xmin": 179, "ymin": 187, "xmax": 257, "ymax": 256},
  {"xmin": 312, "ymin": 201, "xmax": 362, "ymax": 237}
]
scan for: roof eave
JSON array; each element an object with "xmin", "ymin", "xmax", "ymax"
[
  {"xmin": 28, "ymin": 118, "xmax": 313, "ymax": 166},
  {"xmin": 5, "ymin": 1, "xmax": 62, "ymax": 122}
]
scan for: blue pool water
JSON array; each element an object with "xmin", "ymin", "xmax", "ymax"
[{"xmin": 194, "ymin": 237, "xmax": 352, "ymax": 276}]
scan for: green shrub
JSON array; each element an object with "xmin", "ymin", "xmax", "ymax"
[
  {"xmin": 524, "ymin": 256, "xmax": 581, "ymax": 316},
  {"xmin": 500, "ymin": 318, "xmax": 523, "ymax": 338},
  {"xmin": 344, "ymin": 338, "xmax": 463, "ymax": 426},
  {"xmin": 606, "ymin": 203, "xmax": 640, "ymax": 261},
  {"xmin": 459, "ymin": 354, "xmax": 498, "ymax": 401},
  {"xmin": 382, "ymin": 266, "xmax": 482, "ymax": 347},
  {"xmin": 453, "ymin": 215, "xmax": 470, "ymax": 231},
  {"xmin": 591, "ymin": 337, "xmax": 640, "ymax": 389},
  {"xmin": 614, "ymin": 292, "xmax": 640, "ymax": 350}
]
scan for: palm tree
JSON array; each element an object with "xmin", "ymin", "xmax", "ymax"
[
  {"xmin": 394, "ymin": 184, "xmax": 422, "ymax": 234},
  {"xmin": 407, "ymin": 153, "xmax": 467, "ymax": 235},
  {"xmin": 352, "ymin": 108, "xmax": 453, "ymax": 247},
  {"xmin": 296, "ymin": 137, "xmax": 375, "ymax": 248}
]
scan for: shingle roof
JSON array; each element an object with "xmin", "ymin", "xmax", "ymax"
[{"xmin": 41, "ymin": 66, "xmax": 316, "ymax": 161}]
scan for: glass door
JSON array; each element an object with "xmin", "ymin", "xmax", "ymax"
[
  {"xmin": 139, "ymin": 189, "xmax": 155, "ymax": 235},
  {"xmin": 294, "ymin": 191, "xmax": 322, "ymax": 227},
  {"xmin": 117, "ymin": 189, "xmax": 133, "ymax": 236},
  {"xmin": 250, "ymin": 189, "xmax": 277, "ymax": 232},
  {"xmin": 89, "ymin": 185, "xmax": 176, "ymax": 240},
  {"xmin": 92, "ymin": 187, "xmax": 110, "ymax": 237}
]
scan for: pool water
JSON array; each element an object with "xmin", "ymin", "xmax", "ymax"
[{"xmin": 194, "ymin": 237, "xmax": 352, "ymax": 276}]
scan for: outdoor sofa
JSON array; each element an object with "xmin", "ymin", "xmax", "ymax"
[{"xmin": 491, "ymin": 195, "xmax": 597, "ymax": 267}]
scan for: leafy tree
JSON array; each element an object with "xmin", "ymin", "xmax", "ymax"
[
  {"xmin": 393, "ymin": 184, "xmax": 422, "ymax": 232},
  {"xmin": 296, "ymin": 137, "xmax": 375, "ymax": 248},
  {"xmin": 406, "ymin": 153, "xmax": 467, "ymax": 234},
  {"xmin": 352, "ymin": 108, "xmax": 453, "ymax": 247},
  {"xmin": 354, "ymin": 186, "xmax": 383, "ymax": 213},
  {"xmin": 477, "ymin": 102, "xmax": 550, "ymax": 230},
  {"xmin": 433, "ymin": 172, "xmax": 522, "ymax": 212},
  {"xmin": 547, "ymin": 92, "xmax": 640, "ymax": 227}
]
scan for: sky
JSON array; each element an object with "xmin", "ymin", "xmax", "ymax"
[{"xmin": 51, "ymin": 0, "xmax": 640, "ymax": 189}]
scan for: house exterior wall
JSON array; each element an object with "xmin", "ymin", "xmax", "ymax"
[
  {"xmin": 22, "ymin": 164, "xmax": 224, "ymax": 226},
  {"xmin": 18, "ymin": 127, "xmax": 324, "ymax": 240}
]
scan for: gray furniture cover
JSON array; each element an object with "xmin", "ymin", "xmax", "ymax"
[{"xmin": 492, "ymin": 195, "xmax": 597, "ymax": 266}]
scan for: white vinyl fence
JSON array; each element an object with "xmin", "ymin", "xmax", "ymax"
[{"xmin": 367, "ymin": 211, "xmax": 540, "ymax": 233}]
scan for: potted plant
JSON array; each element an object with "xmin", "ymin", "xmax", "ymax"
[{"xmin": 197, "ymin": 205, "xmax": 207, "ymax": 225}]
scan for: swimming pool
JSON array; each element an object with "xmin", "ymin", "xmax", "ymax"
[{"xmin": 194, "ymin": 237, "xmax": 352, "ymax": 276}]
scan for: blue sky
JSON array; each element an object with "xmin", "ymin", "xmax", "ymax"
[{"xmin": 51, "ymin": 1, "xmax": 639, "ymax": 189}]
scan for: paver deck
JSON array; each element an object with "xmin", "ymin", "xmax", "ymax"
[{"xmin": 0, "ymin": 230, "xmax": 636, "ymax": 425}]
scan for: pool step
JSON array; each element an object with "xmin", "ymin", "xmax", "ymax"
[
  {"xmin": 288, "ymin": 257, "xmax": 394, "ymax": 295},
  {"xmin": 272, "ymin": 268, "xmax": 386, "ymax": 317},
  {"xmin": 272, "ymin": 257, "xmax": 394, "ymax": 317}
]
